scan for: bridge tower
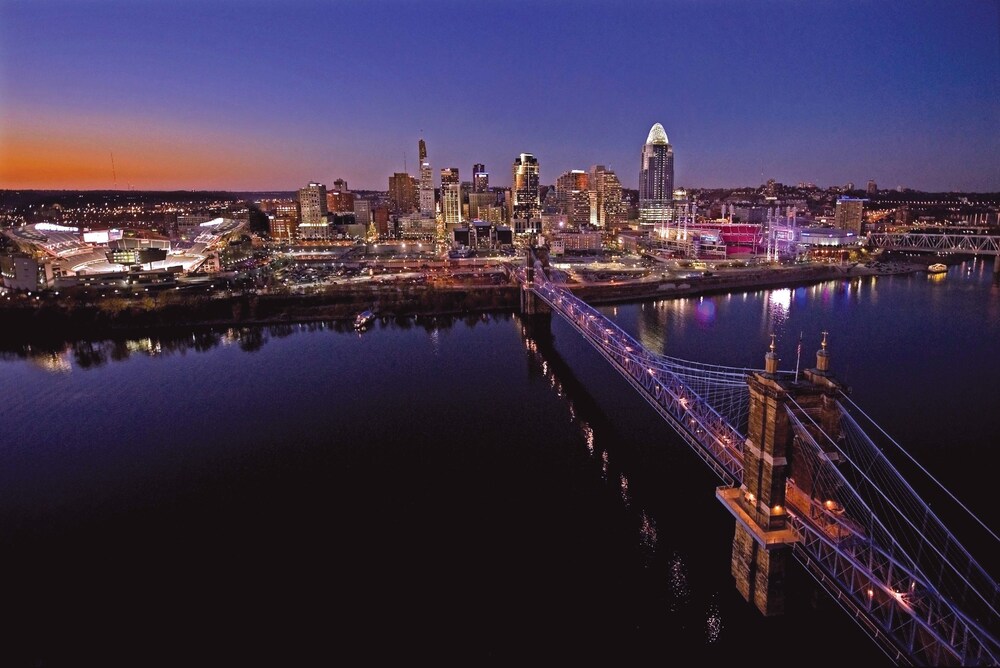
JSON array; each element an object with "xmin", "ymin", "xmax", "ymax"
[
  {"xmin": 718, "ymin": 333, "xmax": 846, "ymax": 616},
  {"xmin": 520, "ymin": 242, "xmax": 551, "ymax": 317}
]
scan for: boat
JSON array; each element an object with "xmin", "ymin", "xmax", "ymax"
[
  {"xmin": 354, "ymin": 310, "xmax": 375, "ymax": 329},
  {"xmin": 928, "ymin": 263, "xmax": 947, "ymax": 273}
]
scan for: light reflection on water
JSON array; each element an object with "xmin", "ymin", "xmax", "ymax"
[
  {"xmin": 639, "ymin": 510, "xmax": 658, "ymax": 567},
  {"xmin": 2, "ymin": 262, "xmax": 994, "ymax": 663},
  {"xmin": 582, "ymin": 422, "xmax": 594, "ymax": 456},
  {"xmin": 619, "ymin": 473, "xmax": 630, "ymax": 508},
  {"xmin": 705, "ymin": 595, "xmax": 723, "ymax": 643},
  {"xmin": 668, "ymin": 550, "xmax": 692, "ymax": 613},
  {"xmin": 30, "ymin": 351, "xmax": 72, "ymax": 373}
]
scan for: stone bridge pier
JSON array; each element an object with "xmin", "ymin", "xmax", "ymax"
[
  {"xmin": 718, "ymin": 334, "xmax": 846, "ymax": 616},
  {"xmin": 520, "ymin": 245, "xmax": 552, "ymax": 317}
]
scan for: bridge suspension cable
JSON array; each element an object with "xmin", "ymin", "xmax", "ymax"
[
  {"xmin": 839, "ymin": 392, "xmax": 1000, "ymax": 546},
  {"xmin": 788, "ymin": 395, "xmax": 1000, "ymax": 663},
  {"xmin": 523, "ymin": 255, "xmax": 999, "ymax": 665}
]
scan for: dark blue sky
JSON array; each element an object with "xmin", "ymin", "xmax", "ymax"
[{"xmin": 2, "ymin": 0, "xmax": 998, "ymax": 191}]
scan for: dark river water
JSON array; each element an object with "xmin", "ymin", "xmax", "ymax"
[{"xmin": 1, "ymin": 258, "xmax": 997, "ymax": 665}]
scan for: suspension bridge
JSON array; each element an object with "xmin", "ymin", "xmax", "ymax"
[{"xmin": 516, "ymin": 245, "xmax": 999, "ymax": 666}]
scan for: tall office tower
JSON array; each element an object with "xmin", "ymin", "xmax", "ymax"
[
  {"xmin": 467, "ymin": 192, "xmax": 495, "ymax": 221},
  {"xmin": 556, "ymin": 169, "xmax": 591, "ymax": 228},
  {"xmin": 389, "ymin": 173, "xmax": 418, "ymax": 213},
  {"xmin": 297, "ymin": 182, "xmax": 328, "ymax": 227},
  {"xmin": 472, "ymin": 163, "xmax": 489, "ymax": 193},
  {"xmin": 440, "ymin": 167, "xmax": 462, "ymax": 224},
  {"xmin": 419, "ymin": 138, "xmax": 434, "ymax": 216},
  {"xmin": 326, "ymin": 179, "xmax": 355, "ymax": 213},
  {"xmin": 638, "ymin": 123, "xmax": 674, "ymax": 230},
  {"xmin": 866, "ymin": 180, "xmax": 877, "ymax": 195},
  {"xmin": 589, "ymin": 165, "xmax": 625, "ymax": 229},
  {"xmin": 269, "ymin": 200, "xmax": 300, "ymax": 241},
  {"xmin": 353, "ymin": 198, "xmax": 372, "ymax": 227},
  {"xmin": 835, "ymin": 197, "xmax": 865, "ymax": 235},
  {"xmin": 512, "ymin": 153, "xmax": 540, "ymax": 220}
]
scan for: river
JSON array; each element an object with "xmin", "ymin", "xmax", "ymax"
[{"xmin": 1, "ymin": 257, "xmax": 996, "ymax": 665}]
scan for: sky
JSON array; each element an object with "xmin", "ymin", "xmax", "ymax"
[{"xmin": 1, "ymin": 0, "xmax": 998, "ymax": 192}]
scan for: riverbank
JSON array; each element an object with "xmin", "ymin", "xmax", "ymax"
[
  {"xmin": 0, "ymin": 260, "xmax": 929, "ymax": 345},
  {"xmin": 566, "ymin": 260, "xmax": 924, "ymax": 304}
]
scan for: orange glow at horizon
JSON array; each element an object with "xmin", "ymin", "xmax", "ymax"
[{"xmin": 0, "ymin": 110, "xmax": 305, "ymax": 190}]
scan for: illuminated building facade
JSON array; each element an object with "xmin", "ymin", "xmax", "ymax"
[
  {"xmin": 834, "ymin": 197, "xmax": 865, "ymax": 235},
  {"xmin": 297, "ymin": 182, "xmax": 329, "ymax": 238},
  {"xmin": 512, "ymin": 153, "xmax": 540, "ymax": 221},
  {"xmin": 472, "ymin": 164, "xmax": 489, "ymax": 193},
  {"xmin": 298, "ymin": 182, "xmax": 327, "ymax": 226},
  {"xmin": 589, "ymin": 165, "xmax": 625, "ymax": 229},
  {"xmin": 556, "ymin": 169, "xmax": 590, "ymax": 228},
  {"xmin": 440, "ymin": 168, "xmax": 462, "ymax": 225},
  {"xmin": 419, "ymin": 138, "xmax": 435, "ymax": 216},
  {"xmin": 389, "ymin": 173, "xmax": 418, "ymax": 214},
  {"xmin": 639, "ymin": 123, "xmax": 674, "ymax": 230}
]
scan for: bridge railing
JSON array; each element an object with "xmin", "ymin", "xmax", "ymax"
[
  {"xmin": 531, "ymin": 274, "xmax": 747, "ymax": 485},
  {"xmin": 522, "ymin": 256, "xmax": 999, "ymax": 665},
  {"xmin": 786, "ymin": 401, "xmax": 1000, "ymax": 666},
  {"xmin": 867, "ymin": 232, "xmax": 1000, "ymax": 255}
]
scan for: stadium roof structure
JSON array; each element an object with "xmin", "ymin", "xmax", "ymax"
[{"xmin": 3, "ymin": 219, "xmax": 247, "ymax": 274}]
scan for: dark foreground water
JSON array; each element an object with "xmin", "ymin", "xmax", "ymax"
[{"xmin": 1, "ymin": 258, "xmax": 997, "ymax": 666}]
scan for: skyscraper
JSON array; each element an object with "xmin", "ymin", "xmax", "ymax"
[
  {"xmin": 418, "ymin": 138, "xmax": 434, "ymax": 216},
  {"xmin": 866, "ymin": 180, "xmax": 878, "ymax": 195},
  {"xmin": 473, "ymin": 163, "xmax": 489, "ymax": 193},
  {"xmin": 835, "ymin": 197, "xmax": 864, "ymax": 235},
  {"xmin": 589, "ymin": 165, "xmax": 625, "ymax": 229},
  {"xmin": 389, "ymin": 173, "xmax": 418, "ymax": 213},
  {"xmin": 556, "ymin": 169, "xmax": 590, "ymax": 228},
  {"xmin": 512, "ymin": 153, "xmax": 540, "ymax": 221},
  {"xmin": 639, "ymin": 123, "xmax": 674, "ymax": 229},
  {"xmin": 326, "ymin": 179, "xmax": 354, "ymax": 213},
  {"xmin": 297, "ymin": 182, "xmax": 328, "ymax": 239},
  {"xmin": 440, "ymin": 167, "xmax": 461, "ymax": 225}
]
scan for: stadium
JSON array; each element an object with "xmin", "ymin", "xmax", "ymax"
[{"xmin": 2, "ymin": 218, "xmax": 246, "ymax": 290}]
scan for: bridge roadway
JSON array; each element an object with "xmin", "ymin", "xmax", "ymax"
[
  {"xmin": 867, "ymin": 231, "xmax": 1000, "ymax": 256},
  {"xmin": 867, "ymin": 231, "xmax": 1000, "ymax": 278},
  {"xmin": 521, "ymin": 260, "xmax": 999, "ymax": 667}
]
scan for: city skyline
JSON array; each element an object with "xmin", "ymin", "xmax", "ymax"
[{"xmin": 1, "ymin": 1, "xmax": 998, "ymax": 192}]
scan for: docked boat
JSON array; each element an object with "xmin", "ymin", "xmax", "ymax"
[
  {"xmin": 354, "ymin": 310, "xmax": 375, "ymax": 329},
  {"xmin": 927, "ymin": 263, "xmax": 947, "ymax": 273}
]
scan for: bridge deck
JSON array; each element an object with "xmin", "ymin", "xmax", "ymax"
[{"xmin": 519, "ymin": 256, "xmax": 999, "ymax": 666}]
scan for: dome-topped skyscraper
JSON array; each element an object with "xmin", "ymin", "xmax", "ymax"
[{"xmin": 639, "ymin": 123, "xmax": 674, "ymax": 228}]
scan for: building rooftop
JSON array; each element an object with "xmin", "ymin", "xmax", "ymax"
[{"xmin": 646, "ymin": 123, "xmax": 669, "ymax": 145}]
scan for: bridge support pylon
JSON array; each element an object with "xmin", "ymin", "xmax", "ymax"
[
  {"xmin": 994, "ymin": 255, "xmax": 1000, "ymax": 285},
  {"xmin": 521, "ymin": 245, "xmax": 551, "ymax": 317},
  {"xmin": 717, "ymin": 333, "xmax": 846, "ymax": 616}
]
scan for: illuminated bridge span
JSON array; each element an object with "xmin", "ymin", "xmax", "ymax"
[
  {"xmin": 868, "ymin": 231, "xmax": 1000, "ymax": 282},
  {"xmin": 518, "ymin": 250, "xmax": 999, "ymax": 666},
  {"xmin": 867, "ymin": 231, "xmax": 1000, "ymax": 256}
]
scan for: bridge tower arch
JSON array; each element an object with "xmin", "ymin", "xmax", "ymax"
[
  {"xmin": 719, "ymin": 334, "xmax": 847, "ymax": 616},
  {"xmin": 521, "ymin": 242, "xmax": 552, "ymax": 317}
]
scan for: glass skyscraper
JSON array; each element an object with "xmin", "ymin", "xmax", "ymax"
[
  {"xmin": 512, "ymin": 153, "xmax": 540, "ymax": 221},
  {"xmin": 639, "ymin": 123, "xmax": 674, "ymax": 229}
]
